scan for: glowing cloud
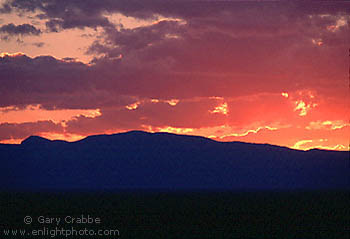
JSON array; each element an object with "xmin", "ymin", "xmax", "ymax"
[
  {"xmin": 294, "ymin": 101, "xmax": 308, "ymax": 116},
  {"xmin": 327, "ymin": 17, "xmax": 347, "ymax": 32},
  {"xmin": 0, "ymin": 52, "xmax": 25, "ymax": 57},
  {"xmin": 294, "ymin": 101, "xmax": 317, "ymax": 116},
  {"xmin": 311, "ymin": 39, "xmax": 323, "ymax": 46},
  {"xmin": 209, "ymin": 102, "xmax": 228, "ymax": 115},
  {"xmin": 125, "ymin": 102, "xmax": 140, "ymax": 110},
  {"xmin": 293, "ymin": 140, "xmax": 314, "ymax": 150},
  {"xmin": 166, "ymin": 99, "xmax": 180, "ymax": 106},
  {"xmin": 293, "ymin": 139, "xmax": 347, "ymax": 151},
  {"xmin": 158, "ymin": 126, "xmax": 194, "ymax": 134},
  {"xmin": 306, "ymin": 120, "xmax": 349, "ymax": 130},
  {"xmin": 220, "ymin": 126, "xmax": 277, "ymax": 138},
  {"xmin": 281, "ymin": 92, "xmax": 289, "ymax": 98}
]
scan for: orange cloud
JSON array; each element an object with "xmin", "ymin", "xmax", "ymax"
[{"xmin": 209, "ymin": 102, "xmax": 229, "ymax": 115}]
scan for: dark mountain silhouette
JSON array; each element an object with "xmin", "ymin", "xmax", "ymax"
[{"xmin": 0, "ymin": 131, "xmax": 348, "ymax": 191}]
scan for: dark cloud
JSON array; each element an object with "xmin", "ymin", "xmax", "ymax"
[
  {"xmin": 0, "ymin": 54, "xmax": 90, "ymax": 108},
  {"xmin": 0, "ymin": 23, "xmax": 41, "ymax": 35},
  {"xmin": 1, "ymin": 35, "xmax": 9, "ymax": 41},
  {"xmin": 0, "ymin": 2, "xmax": 11, "ymax": 13},
  {"xmin": 0, "ymin": 120, "xmax": 64, "ymax": 140},
  {"xmin": 0, "ymin": 1, "xmax": 347, "ymax": 113},
  {"xmin": 32, "ymin": 41, "xmax": 44, "ymax": 47},
  {"xmin": 3, "ymin": 0, "xmax": 115, "ymax": 31},
  {"xmin": 44, "ymin": 19, "xmax": 63, "ymax": 32},
  {"xmin": 45, "ymin": 14, "xmax": 111, "ymax": 32},
  {"xmin": 107, "ymin": 20, "xmax": 184, "ymax": 51},
  {"xmin": 0, "ymin": 53, "xmax": 139, "ymax": 110},
  {"xmin": 3, "ymin": 0, "xmax": 349, "ymax": 30}
]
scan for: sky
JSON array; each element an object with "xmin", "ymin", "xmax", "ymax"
[{"xmin": 0, "ymin": 0, "xmax": 349, "ymax": 151}]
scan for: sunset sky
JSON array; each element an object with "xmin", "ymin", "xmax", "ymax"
[{"xmin": 0, "ymin": 0, "xmax": 348, "ymax": 151}]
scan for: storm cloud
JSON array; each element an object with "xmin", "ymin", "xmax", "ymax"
[{"xmin": 0, "ymin": 23, "xmax": 41, "ymax": 35}]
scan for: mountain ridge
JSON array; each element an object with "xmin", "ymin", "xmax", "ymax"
[
  {"xmin": 1, "ymin": 130, "xmax": 348, "ymax": 191},
  {"xmin": 15, "ymin": 130, "xmax": 332, "ymax": 152}
]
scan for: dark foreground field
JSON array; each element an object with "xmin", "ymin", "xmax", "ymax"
[{"xmin": 1, "ymin": 191, "xmax": 349, "ymax": 238}]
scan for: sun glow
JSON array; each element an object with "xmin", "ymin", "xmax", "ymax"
[
  {"xmin": 0, "ymin": 138, "xmax": 22, "ymax": 144},
  {"xmin": 38, "ymin": 132, "xmax": 86, "ymax": 142}
]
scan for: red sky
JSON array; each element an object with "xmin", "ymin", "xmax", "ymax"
[{"xmin": 0, "ymin": 0, "xmax": 348, "ymax": 151}]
